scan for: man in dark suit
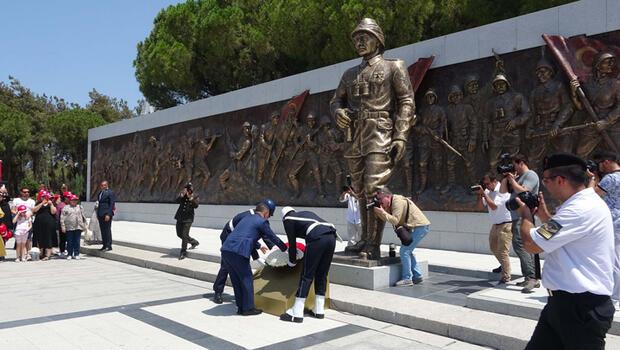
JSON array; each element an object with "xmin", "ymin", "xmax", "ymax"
[
  {"xmin": 96, "ymin": 180, "xmax": 116, "ymax": 251},
  {"xmin": 212, "ymin": 198, "xmax": 276, "ymax": 304},
  {"xmin": 220, "ymin": 202, "xmax": 287, "ymax": 316},
  {"xmin": 174, "ymin": 182, "xmax": 200, "ymax": 260}
]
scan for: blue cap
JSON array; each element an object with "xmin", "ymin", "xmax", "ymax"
[{"xmin": 261, "ymin": 198, "xmax": 276, "ymax": 216}]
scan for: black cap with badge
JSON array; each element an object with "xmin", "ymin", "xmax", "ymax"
[{"xmin": 543, "ymin": 153, "xmax": 587, "ymax": 171}]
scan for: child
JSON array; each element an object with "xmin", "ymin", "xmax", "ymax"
[
  {"xmin": 12, "ymin": 205, "xmax": 31, "ymax": 262},
  {"xmin": 60, "ymin": 195, "xmax": 87, "ymax": 259}
]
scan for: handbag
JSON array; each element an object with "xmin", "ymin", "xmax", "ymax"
[{"xmin": 394, "ymin": 199, "xmax": 412, "ymax": 246}]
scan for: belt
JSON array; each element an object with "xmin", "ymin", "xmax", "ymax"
[
  {"xmin": 547, "ymin": 289, "xmax": 610, "ymax": 302},
  {"xmin": 495, "ymin": 220, "xmax": 513, "ymax": 225},
  {"xmin": 359, "ymin": 110, "xmax": 390, "ymax": 119}
]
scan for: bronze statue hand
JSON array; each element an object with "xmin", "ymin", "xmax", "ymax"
[
  {"xmin": 335, "ymin": 108, "xmax": 351, "ymax": 129},
  {"xmin": 390, "ymin": 140, "xmax": 406, "ymax": 163},
  {"xmin": 550, "ymin": 127, "xmax": 560, "ymax": 137},
  {"xmin": 596, "ymin": 119, "xmax": 609, "ymax": 131},
  {"xmin": 505, "ymin": 121, "xmax": 516, "ymax": 132}
]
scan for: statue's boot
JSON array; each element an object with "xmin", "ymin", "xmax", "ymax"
[{"xmin": 365, "ymin": 216, "xmax": 385, "ymax": 260}]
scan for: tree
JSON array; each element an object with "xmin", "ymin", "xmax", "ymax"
[
  {"xmin": 86, "ymin": 89, "xmax": 133, "ymax": 123},
  {"xmin": 0, "ymin": 103, "xmax": 33, "ymax": 192},
  {"xmin": 47, "ymin": 109, "xmax": 106, "ymax": 176},
  {"xmin": 135, "ymin": 0, "xmax": 574, "ymax": 108}
]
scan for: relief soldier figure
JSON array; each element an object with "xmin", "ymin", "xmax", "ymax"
[
  {"xmin": 219, "ymin": 122, "xmax": 253, "ymax": 190},
  {"xmin": 317, "ymin": 115, "xmax": 344, "ymax": 194},
  {"xmin": 270, "ymin": 108, "xmax": 298, "ymax": 185},
  {"xmin": 288, "ymin": 113, "xmax": 323, "ymax": 197},
  {"xmin": 527, "ymin": 58, "xmax": 575, "ymax": 170},
  {"xmin": 416, "ymin": 89, "xmax": 446, "ymax": 195},
  {"xmin": 331, "ymin": 18, "xmax": 415, "ymax": 259},
  {"xmin": 193, "ymin": 129, "xmax": 219, "ymax": 189},
  {"xmin": 574, "ymin": 51, "xmax": 620, "ymax": 157},
  {"xmin": 485, "ymin": 74, "xmax": 530, "ymax": 172},
  {"xmin": 443, "ymin": 85, "xmax": 477, "ymax": 193},
  {"xmin": 257, "ymin": 111, "xmax": 280, "ymax": 183}
]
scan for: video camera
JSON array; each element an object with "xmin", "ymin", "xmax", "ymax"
[
  {"xmin": 469, "ymin": 184, "xmax": 483, "ymax": 193},
  {"xmin": 586, "ymin": 160, "xmax": 598, "ymax": 173},
  {"xmin": 496, "ymin": 153, "xmax": 515, "ymax": 174},
  {"xmin": 366, "ymin": 196, "xmax": 381, "ymax": 209},
  {"xmin": 184, "ymin": 182, "xmax": 193, "ymax": 195},
  {"xmin": 505, "ymin": 191, "xmax": 539, "ymax": 211}
]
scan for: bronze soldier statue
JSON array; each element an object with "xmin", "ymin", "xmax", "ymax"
[
  {"xmin": 269, "ymin": 108, "xmax": 298, "ymax": 185},
  {"xmin": 330, "ymin": 18, "xmax": 415, "ymax": 259},
  {"xmin": 443, "ymin": 85, "xmax": 477, "ymax": 193},
  {"xmin": 317, "ymin": 115, "xmax": 344, "ymax": 194},
  {"xmin": 527, "ymin": 58, "xmax": 575, "ymax": 170},
  {"xmin": 288, "ymin": 113, "xmax": 323, "ymax": 197},
  {"xmin": 485, "ymin": 74, "xmax": 530, "ymax": 172},
  {"xmin": 416, "ymin": 89, "xmax": 446, "ymax": 195},
  {"xmin": 574, "ymin": 51, "xmax": 620, "ymax": 157},
  {"xmin": 257, "ymin": 111, "xmax": 279, "ymax": 183},
  {"xmin": 219, "ymin": 122, "xmax": 253, "ymax": 190}
]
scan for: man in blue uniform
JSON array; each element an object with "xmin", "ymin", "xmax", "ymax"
[
  {"xmin": 279, "ymin": 206, "xmax": 337, "ymax": 323},
  {"xmin": 516, "ymin": 153, "xmax": 615, "ymax": 349},
  {"xmin": 212, "ymin": 199, "xmax": 276, "ymax": 304},
  {"xmin": 220, "ymin": 202, "xmax": 287, "ymax": 316}
]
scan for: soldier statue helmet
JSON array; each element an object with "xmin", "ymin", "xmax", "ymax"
[
  {"xmin": 593, "ymin": 51, "xmax": 616, "ymax": 73},
  {"xmin": 492, "ymin": 74, "xmax": 511, "ymax": 93},
  {"xmin": 464, "ymin": 74, "xmax": 480, "ymax": 95},
  {"xmin": 424, "ymin": 88, "xmax": 438, "ymax": 104},
  {"xmin": 319, "ymin": 115, "xmax": 332, "ymax": 128},
  {"xmin": 447, "ymin": 85, "xmax": 463, "ymax": 103},
  {"xmin": 351, "ymin": 18, "xmax": 385, "ymax": 49}
]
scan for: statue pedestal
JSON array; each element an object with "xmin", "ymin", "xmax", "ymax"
[
  {"xmin": 329, "ymin": 251, "xmax": 428, "ymax": 290},
  {"xmin": 253, "ymin": 262, "xmax": 330, "ymax": 317}
]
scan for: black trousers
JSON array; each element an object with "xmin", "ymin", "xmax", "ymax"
[
  {"xmin": 526, "ymin": 290, "xmax": 614, "ymax": 350},
  {"xmin": 98, "ymin": 216, "xmax": 113, "ymax": 249},
  {"xmin": 176, "ymin": 221, "xmax": 198, "ymax": 253},
  {"xmin": 296, "ymin": 232, "xmax": 336, "ymax": 298}
]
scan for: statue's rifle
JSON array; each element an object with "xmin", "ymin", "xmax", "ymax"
[
  {"xmin": 423, "ymin": 126, "xmax": 465, "ymax": 160},
  {"xmin": 529, "ymin": 122, "xmax": 598, "ymax": 139},
  {"xmin": 289, "ymin": 127, "xmax": 322, "ymax": 161},
  {"xmin": 542, "ymin": 34, "xmax": 618, "ymax": 153}
]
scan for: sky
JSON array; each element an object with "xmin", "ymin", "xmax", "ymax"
[{"xmin": 0, "ymin": 0, "xmax": 184, "ymax": 109}]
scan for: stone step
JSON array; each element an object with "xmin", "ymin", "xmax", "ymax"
[
  {"xmin": 110, "ymin": 240, "xmax": 428, "ymax": 290},
  {"xmin": 81, "ymin": 244, "xmax": 620, "ymax": 350},
  {"xmin": 467, "ymin": 284, "xmax": 620, "ymax": 336},
  {"xmin": 329, "ymin": 284, "xmax": 620, "ymax": 350}
]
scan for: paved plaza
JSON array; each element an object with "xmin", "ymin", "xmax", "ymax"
[{"xmin": 0, "ymin": 250, "xmax": 487, "ymax": 350}]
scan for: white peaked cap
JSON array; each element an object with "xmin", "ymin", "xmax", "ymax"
[{"xmin": 281, "ymin": 206, "xmax": 296, "ymax": 217}]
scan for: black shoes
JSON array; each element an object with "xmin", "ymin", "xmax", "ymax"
[
  {"xmin": 492, "ymin": 266, "xmax": 502, "ymax": 273},
  {"xmin": 179, "ymin": 252, "xmax": 187, "ymax": 260},
  {"xmin": 279, "ymin": 312, "xmax": 303, "ymax": 323},
  {"xmin": 241, "ymin": 308, "xmax": 263, "ymax": 316},
  {"xmin": 412, "ymin": 277, "xmax": 423, "ymax": 285},
  {"xmin": 305, "ymin": 309, "xmax": 324, "ymax": 319},
  {"xmin": 189, "ymin": 242, "xmax": 200, "ymax": 250},
  {"xmin": 100, "ymin": 247, "xmax": 112, "ymax": 252},
  {"xmin": 213, "ymin": 293, "xmax": 223, "ymax": 304}
]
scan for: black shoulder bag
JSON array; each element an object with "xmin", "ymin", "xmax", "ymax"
[{"xmin": 394, "ymin": 199, "xmax": 412, "ymax": 246}]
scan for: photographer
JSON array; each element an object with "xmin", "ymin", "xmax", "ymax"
[
  {"xmin": 592, "ymin": 151, "xmax": 620, "ymax": 310},
  {"xmin": 339, "ymin": 183, "xmax": 361, "ymax": 247},
  {"xmin": 475, "ymin": 174, "xmax": 513, "ymax": 283},
  {"xmin": 500, "ymin": 154, "xmax": 540, "ymax": 293},
  {"xmin": 174, "ymin": 183, "xmax": 200, "ymax": 260},
  {"xmin": 516, "ymin": 153, "xmax": 614, "ymax": 349},
  {"xmin": 373, "ymin": 188, "xmax": 430, "ymax": 286}
]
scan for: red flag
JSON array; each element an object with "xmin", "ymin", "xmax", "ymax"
[
  {"xmin": 543, "ymin": 34, "xmax": 620, "ymax": 82},
  {"xmin": 280, "ymin": 90, "xmax": 309, "ymax": 122},
  {"xmin": 408, "ymin": 56, "xmax": 435, "ymax": 93}
]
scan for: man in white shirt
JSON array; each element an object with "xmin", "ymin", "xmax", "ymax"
[
  {"xmin": 516, "ymin": 153, "xmax": 614, "ymax": 349},
  {"xmin": 476, "ymin": 174, "xmax": 513, "ymax": 283},
  {"xmin": 339, "ymin": 187, "xmax": 361, "ymax": 247}
]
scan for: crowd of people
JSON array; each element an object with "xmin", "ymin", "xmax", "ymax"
[{"xmin": 0, "ymin": 183, "xmax": 105, "ymax": 262}]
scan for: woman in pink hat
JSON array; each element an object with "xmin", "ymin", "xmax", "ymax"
[
  {"xmin": 32, "ymin": 191, "xmax": 57, "ymax": 260},
  {"xmin": 12, "ymin": 205, "xmax": 31, "ymax": 262}
]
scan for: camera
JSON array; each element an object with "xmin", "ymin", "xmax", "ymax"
[
  {"xmin": 506, "ymin": 191, "xmax": 539, "ymax": 211},
  {"xmin": 184, "ymin": 182, "xmax": 193, "ymax": 194},
  {"xmin": 469, "ymin": 185, "xmax": 483, "ymax": 193},
  {"xmin": 365, "ymin": 196, "xmax": 381, "ymax": 209},
  {"xmin": 586, "ymin": 160, "xmax": 598, "ymax": 173},
  {"xmin": 496, "ymin": 153, "xmax": 515, "ymax": 174}
]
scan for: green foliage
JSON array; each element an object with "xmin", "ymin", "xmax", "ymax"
[
  {"xmin": 47, "ymin": 109, "xmax": 106, "ymax": 169},
  {"xmin": 135, "ymin": 0, "xmax": 575, "ymax": 108},
  {"xmin": 86, "ymin": 89, "xmax": 133, "ymax": 123},
  {"xmin": 19, "ymin": 173, "xmax": 39, "ymax": 194},
  {"xmin": 0, "ymin": 103, "xmax": 32, "ymax": 155}
]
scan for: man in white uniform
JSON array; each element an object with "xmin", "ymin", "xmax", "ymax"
[{"xmin": 516, "ymin": 153, "xmax": 615, "ymax": 349}]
